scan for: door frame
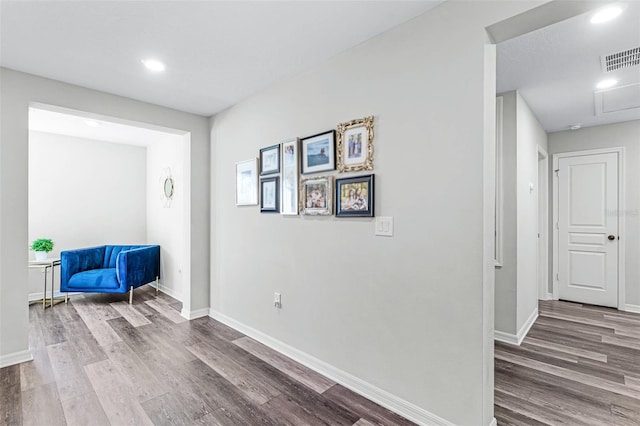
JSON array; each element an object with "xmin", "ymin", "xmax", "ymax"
[
  {"xmin": 552, "ymin": 147, "xmax": 626, "ymax": 309},
  {"xmin": 538, "ymin": 146, "xmax": 549, "ymax": 300}
]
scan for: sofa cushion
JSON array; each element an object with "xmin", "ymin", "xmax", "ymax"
[
  {"xmin": 103, "ymin": 246, "xmax": 143, "ymax": 268},
  {"xmin": 67, "ymin": 268, "xmax": 119, "ymax": 290}
]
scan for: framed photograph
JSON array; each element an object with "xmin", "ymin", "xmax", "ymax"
[
  {"xmin": 300, "ymin": 176, "xmax": 333, "ymax": 216},
  {"xmin": 300, "ymin": 130, "xmax": 336, "ymax": 174},
  {"xmin": 260, "ymin": 144, "xmax": 280, "ymax": 175},
  {"xmin": 337, "ymin": 116, "xmax": 374, "ymax": 172},
  {"xmin": 236, "ymin": 158, "xmax": 258, "ymax": 205},
  {"xmin": 260, "ymin": 176, "xmax": 280, "ymax": 213},
  {"xmin": 281, "ymin": 139, "xmax": 299, "ymax": 215},
  {"xmin": 335, "ymin": 174, "xmax": 374, "ymax": 217}
]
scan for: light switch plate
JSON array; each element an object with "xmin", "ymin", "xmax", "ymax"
[{"xmin": 375, "ymin": 216, "xmax": 394, "ymax": 237}]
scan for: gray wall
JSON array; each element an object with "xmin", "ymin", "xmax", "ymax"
[
  {"xmin": 548, "ymin": 120, "xmax": 640, "ymax": 308},
  {"xmin": 0, "ymin": 68, "xmax": 210, "ymax": 365},
  {"xmin": 209, "ymin": 2, "xmax": 543, "ymax": 425},
  {"xmin": 495, "ymin": 91, "xmax": 518, "ymax": 334},
  {"xmin": 28, "ymin": 131, "xmax": 147, "ymax": 297},
  {"xmin": 495, "ymin": 91, "xmax": 548, "ymax": 337}
]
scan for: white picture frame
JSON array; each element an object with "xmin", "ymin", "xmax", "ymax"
[
  {"xmin": 281, "ymin": 139, "xmax": 299, "ymax": 215},
  {"xmin": 236, "ymin": 158, "xmax": 259, "ymax": 205}
]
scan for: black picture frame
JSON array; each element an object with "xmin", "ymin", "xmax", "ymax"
[
  {"xmin": 300, "ymin": 130, "xmax": 336, "ymax": 174},
  {"xmin": 260, "ymin": 176, "xmax": 280, "ymax": 213},
  {"xmin": 260, "ymin": 144, "xmax": 281, "ymax": 175},
  {"xmin": 335, "ymin": 174, "xmax": 374, "ymax": 217}
]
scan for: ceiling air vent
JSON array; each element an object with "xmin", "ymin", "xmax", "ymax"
[{"xmin": 601, "ymin": 47, "xmax": 640, "ymax": 72}]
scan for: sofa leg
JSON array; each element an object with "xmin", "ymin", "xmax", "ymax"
[
  {"xmin": 156, "ymin": 276, "xmax": 159, "ymax": 295},
  {"xmin": 129, "ymin": 286, "xmax": 133, "ymax": 304},
  {"xmin": 65, "ymin": 292, "xmax": 68, "ymax": 304}
]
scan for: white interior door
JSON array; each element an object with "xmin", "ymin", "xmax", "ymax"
[{"xmin": 557, "ymin": 152, "xmax": 618, "ymax": 307}]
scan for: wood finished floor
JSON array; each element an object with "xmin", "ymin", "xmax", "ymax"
[
  {"xmin": 0, "ymin": 287, "xmax": 414, "ymax": 426},
  {"xmin": 495, "ymin": 300, "xmax": 640, "ymax": 426}
]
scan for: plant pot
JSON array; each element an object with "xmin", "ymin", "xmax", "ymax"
[{"xmin": 35, "ymin": 251, "xmax": 48, "ymax": 261}]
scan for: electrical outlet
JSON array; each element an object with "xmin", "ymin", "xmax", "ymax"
[{"xmin": 274, "ymin": 292, "xmax": 282, "ymax": 308}]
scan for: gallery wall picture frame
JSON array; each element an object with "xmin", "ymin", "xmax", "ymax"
[
  {"xmin": 300, "ymin": 130, "xmax": 336, "ymax": 174},
  {"xmin": 300, "ymin": 175, "xmax": 333, "ymax": 216},
  {"xmin": 336, "ymin": 116, "xmax": 374, "ymax": 172},
  {"xmin": 335, "ymin": 174, "xmax": 374, "ymax": 217},
  {"xmin": 260, "ymin": 144, "xmax": 281, "ymax": 175},
  {"xmin": 236, "ymin": 158, "xmax": 259, "ymax": 206},
  {"xmin": 260, "ymin": 176, "xmax": 280, "ymax": 213},
  {"xmin": 280, "ymin": 138, "xmax": 299, "ymax": 215}
]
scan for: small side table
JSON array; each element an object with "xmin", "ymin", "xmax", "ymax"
[{"xmin": 28, "ymin": 258, "xmax": 62, "ymax": 309}]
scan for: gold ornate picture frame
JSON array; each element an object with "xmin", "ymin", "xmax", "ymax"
[{"xmin": 336, "ymin": 116, "xmax": 374, "ymax": 172}]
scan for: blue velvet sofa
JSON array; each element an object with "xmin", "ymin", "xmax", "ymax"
[{"xmin": 61, "ymin": 245, "xmax": 160, "ymax": 303}]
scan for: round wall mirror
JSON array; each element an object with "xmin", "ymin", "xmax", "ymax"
[{"xmin": 163, "ymin": 177, "xmax": 174, "ymax": 199}]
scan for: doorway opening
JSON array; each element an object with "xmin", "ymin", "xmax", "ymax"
[{"xmin": 28, "ymin": 103, "xmax": 191, "ymax": 305}]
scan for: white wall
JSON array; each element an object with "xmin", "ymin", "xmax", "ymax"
[
  {"xmin": 495, "ymin": 92, "xmax": 517, "ymax": 334},
  {"xmin": 28, "ymin": 131, "xmax": 147, "ymax": 297},
  {"xmin": 515, "ymin": 92, "xmax": 547, "ymax": 331},
  {"xmin": 0, "ymin": 68, "xmax": 209, "ymax": 367},
  {"xmin": 494, "ymin": 91, "xmax": 548, "ymax": 339},
  {"xmin": 147, "ymin": 134, "xmax": 185, "ymax": 301},
  {"xmin": 548, "ymin": 120, "xmax": 640, "ymax": 308},
  {"xmin": 210, "ymin": 2, "xmax": 544, "ymax": 425}
]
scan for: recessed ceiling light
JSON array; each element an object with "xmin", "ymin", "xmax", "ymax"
[
  {"xmin": 570, "ymin": 124, "xmax": 582, "ymax": 130},
  {"xmin": 84, "ymin": 119, "xmax": 100, "ymax": 127},
  {"xmin": 590, "ymin": 6, "xmax": 623, "ymax": 24},
  {"xmin": 141, "ymin": 58, "xmax": 166, "ymax": 72},
  {"xmin": 596, "ymin": 78, "xmax": 618, "ymax": 89}
]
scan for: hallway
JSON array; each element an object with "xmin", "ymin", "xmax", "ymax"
[{"xmin": 495, "ymin": 300, "xmax": 640, "ymax": 425}]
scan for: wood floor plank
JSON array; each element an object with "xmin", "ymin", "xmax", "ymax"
[
  {"xmin": 109, "ymin": 301, "xmax": 152, "ymax": 327},
  {"xmin": 523, "ymin": 336, "xmax": 608, "ymax": 362},
  {"xmin": 72, "ymin": 300, "xmax": 122, "ymax": 347},
  {"xmin": 19, "ymin": 349, "xmax": 55, "ymax": 392},
  {"xmin": 140, "ymin": 392, "xmax": 194, "ymax": 426},
  {"xmin": 103, "ymin": 341, "xmax": 170, "ymax": 402},
  {"xmin": 21, "ymin": 383, "xmax": 66, "ymax": 426},
  {"xmin": 603, "ymin": 334, "xmax": 640, "ymax": 350},
  {"xmin": 186, "ymin": 341, "xmax": 281, "ymax": 404},
  {"xmin": 495, "ymin": 389, "xmax": 584, "ymax": 425},
  {"xmin": 47, "ymin": 342, "xmax": 96, "ymax": 402},
  {"xmin": 84, "ymin": 358, "xmax": 154, "ymax": 426},
  {"xmin": 54, "ymin": 302, "xmax": 107, "ymax": 365},
  {"xmin": 233, "ymin": 336, "xmax": 335, "ymax": 393},
  {"xmin": 495, "ymin": 350, "xmax": 640, "ymax": 400},
  {"xmin": 144, "ymin": 299, "xmax": 187, "ymax": 324},
  {"xmin": 35, "ymin": 307, "xmax": 66, "ymax": 346},
  {"xmin": 0, "ymin": 365, "xmax": 22, "ymax": 426},
  {"xmin": 59, "ymin": 392, "xmax": 110, "ymax": 426},
  {"xmin": 106, "ymin": 316, "xmax": 157, "ymax": 355},
  {"xmin": 323, "ymin": 384, "xmax": 416, "ymax": 426}
]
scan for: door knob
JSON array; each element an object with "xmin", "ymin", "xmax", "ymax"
[{"xmin": 608, "ymin": 235, "xmax": 616, "ymax": 240}]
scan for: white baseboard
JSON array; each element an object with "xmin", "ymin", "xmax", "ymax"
[
  {"xmin": 495, "ymin": 308, "xmax": 538, "ymax": 346},
  {"xmin": 0, "ymin": 349, "xmax": 33, "ymax": 368},
  {"xmin": 152, "ymin": 282, "xmax": 182, "ymax": 302},
  {"xmin": 181, "ymin": 307, "xmax": 209, "ymax": 320},
  {"xmin": 209, "ymin": 309, "xmax": 454, "ymax": 426},
  {"xmin": 624, "ymin": 304, "xmax": 640, "ymax": 314},
  {"xmin": 494, "ymin": 330, "xmax": 519, "ymax": 345},
  {"xmin": 489, "ymin": 417, "xmax": 497, "ymax": 426},
  {"xmin": 539, "ymin": 292, "xmax": 553, "ymax": 301}
]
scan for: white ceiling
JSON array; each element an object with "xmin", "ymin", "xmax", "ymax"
[
  {"xmin": 1, "ymin": 1, "xmax": 443, "ymax": 117},
  {"xmin": 29, "ymin": 107, "xmax": 181, "ymax": 147},
  {"xmin": 497, "ymin": 2, "xmax": 640, "ymax": 133}
]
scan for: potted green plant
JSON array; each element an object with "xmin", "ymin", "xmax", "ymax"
[{"xmin": 31, "ymin": 238, "xmax": 54, "ymax": 261}]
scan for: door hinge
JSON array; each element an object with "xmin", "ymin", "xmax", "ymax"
[
  {"xmin": 556, "ymin": 273, "xmax": 559, "ymax": 281},
  {"xmin": 556, "ymin": 222, "xmax": 559, "ymax": 230}
]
